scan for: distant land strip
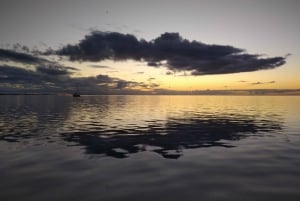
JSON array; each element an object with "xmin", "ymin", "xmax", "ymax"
[{"xmin": 1, "ymin": 89, "xmax": 300, "ymax": 96}]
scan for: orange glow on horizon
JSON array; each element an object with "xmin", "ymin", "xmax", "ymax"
[{"xmin": 55, "ymin": 59, "xmax": 300, "ymax": 91}]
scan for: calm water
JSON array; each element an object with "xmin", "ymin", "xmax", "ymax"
[{"xmin": 0, "ymin": 95, "xmax": 300, "ymax": 201}]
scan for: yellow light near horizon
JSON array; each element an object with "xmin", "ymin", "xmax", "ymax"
[{"xmin": 65, "ymin": 59, "xmax": 300, "ymax": 91}]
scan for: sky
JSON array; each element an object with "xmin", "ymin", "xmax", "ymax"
[{"xmin": 0, "ymin": 0, "xmax": 299, "ymax": 94}]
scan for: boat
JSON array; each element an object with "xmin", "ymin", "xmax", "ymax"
[
  {"xmin": 73, "ymin": 92, "xmax": 80, "ymax": 97},
  {"xmin": 73, "ymin": 84, "xmax": 80, "ymax": 97}
]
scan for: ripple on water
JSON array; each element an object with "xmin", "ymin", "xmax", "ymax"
[{"xmin": 0, "ymin": 95, "xmax": 300, "ymax": 201}]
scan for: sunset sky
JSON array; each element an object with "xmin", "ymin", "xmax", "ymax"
[{"xmin": 0, "ymin": 0, "xmax": 299, "ymax": 94}]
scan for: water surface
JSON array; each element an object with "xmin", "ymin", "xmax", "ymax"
[{"xmin": 0, "ymin": 95, "xmax": 300, "ymax": 201}]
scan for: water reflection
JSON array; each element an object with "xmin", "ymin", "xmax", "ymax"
[
  {"xmin": 0, "ymin": 95, "xmax": 71, "ymax": 143},
  {"xmin": 62, "ymin": 114, "xmax": 282, "ymax": 159},
  {"xmin": 0, "ymin": 95, "xmax": 283, "ymax": 159}
]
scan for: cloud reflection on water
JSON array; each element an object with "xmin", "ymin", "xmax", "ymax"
[
  {"xmin": 61, "ymin": 114, "xmax": 282, "ymax": 159},
  {"xmin": 0, "ymin": 95, "xmax": 283, "ymax": 159}
]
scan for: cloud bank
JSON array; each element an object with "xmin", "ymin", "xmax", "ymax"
[
  {"xmin": 57, "ymin": 31, "xmax": 287, "ymax": 75},
  {"xmin": 0, "ymin": 64, "xmax": 156, "ymax": 94},
  {"xmin": 251, "ymin": 81, "xmax": 276, "ymax": 85},
  {"xmin": 0, "ymin": 46, "xmax": 158, "ymax": 94},
  {"xmin": 0, "ymin": 48, "xmax": 44, "ymax": 64},
  {"xmin": 0, "ymin": 31, "xmax": 289, "ymax": 94}
]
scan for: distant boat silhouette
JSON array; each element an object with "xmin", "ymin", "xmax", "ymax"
[
  {"xmin": 73, "ymin": 84, "xmax": 80, "ymax": 97},
  {"xmin": 73, "ymin": 92, "xmax": 80, "ymax": 97}
]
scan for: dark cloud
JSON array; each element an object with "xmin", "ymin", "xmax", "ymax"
[
  {"xmin": 58, "ymin": 31, "xmax": 142, "ymax": 61},
  {"xmin": 95, "ymin": 74, "xmax": 114, "ymax": 83},
  {"xmin": 138, "ymin": 82, "xmax": 160, "ymax": 89},
  {"xmin": 0, "ymin": 65, "xmax": 40, "ymax": 84},
  {"xmin": 0, "ymin": 65, "xmax": 151, "ymax": 94},
  {"xmin": 149, "ymin": 83, "xmax": 160, "ymax": 88},
  {"xmin": 114, "ymin": 80, "xmax": 159, "ymax": 90},
  {"xmin": 0, "ymin": 65, "xmax": 78, "ymax": 90},
  {"xmin": 147, "ymin": 77, "xmax": 156, "ymax": 81},
  {"xmin": 89, "ymin": 64, "xmax": 111, "ymax": 69},
  {"xmin": 0, "ymin": 46, "xmax": 85, "ymax": 91},
  {"xmin": 0, "ymin": 48, "xmax": 43, "ymax": 64},
  {"xmin": 251, "ymin": 82, "xmax": 263, "ymax": 85},
  {"xmin": 36, "ymin": 65, "xmax": 70, "ymax": 76},
  {"xmin": 147, "ymin": 62, "xmax": 161, "ymax": 67},
  {"xmin": 56, "ymin": 31, "xmax": 287, "ymax": 75},
  {"xmin": 0, "ymin": 48, "xmax": 79, "ymax": 77},
  {"xmin": 66, "ymin": 66, "xmax": 79, "ymax": 71},
  {"xmin": 115, "ymin": 80, "xmax": 129, "ymax": 89},
  {"xmin": 251, "ymin": 81, "xmax": 276, "ymax": 85}
]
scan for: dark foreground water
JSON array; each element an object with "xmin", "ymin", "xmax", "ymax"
[{"xmin": 0, "ymin": 95, "xmax": 300, "ymax": 201}]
